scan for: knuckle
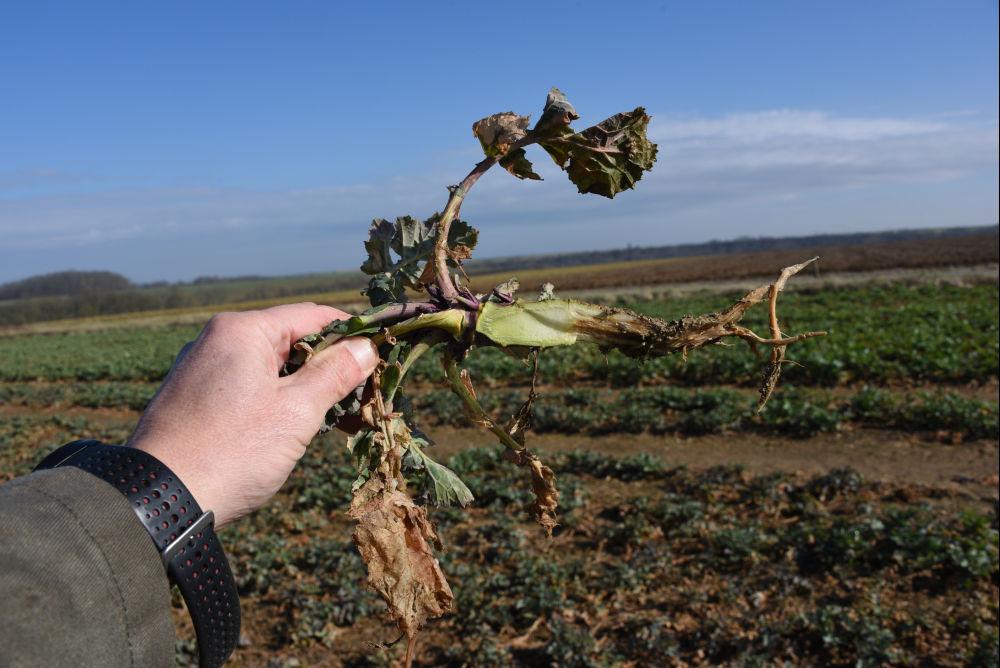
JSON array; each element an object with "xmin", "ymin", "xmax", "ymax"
[{"xmin": 205, "ymin": 311, "xmax": 242, "ymax": 334}]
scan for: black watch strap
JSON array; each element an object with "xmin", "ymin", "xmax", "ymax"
[{"xmin": 35, "ymin": 441, "xmax": 241, "ymax": 667}]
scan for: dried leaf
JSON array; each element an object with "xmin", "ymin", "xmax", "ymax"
[
  {"xmin": 532, "ymin": 87, "xmax": 579, "ymax": 136},
  {"xmin": 505, "ymin": 388, "xmax": 536, "ymax": 448},
  {"xmin": 489, "ymin": 277, "xmax": 520, "ymax": 304},
  {"xmin": 540, "ymin": 107, "xmax": 658, "ymax": 198},
  {"xmin": 458, "ymin": 368, "xmax": 478, "ymax": 401},
  {"xmin": 526, "ymin": 456, "xmax": 559, "ymax": 535},
  {"xmin": 758, "ymin": 359, "xmax": 783, "ymax": 412},
  {"xmin": 472, "ymin": 111, "xmax": 530, "ymax": 158},
  {"xmin": 442, "ymin": 218, "xmax": 479, "ymax": 266},
  {"xmin": 350, "ymin": 480, "xmax": 454, "ymax": 638},
  {"xmin": 499, "ymin": 147, "xmax": 541, "ymax": 180}
]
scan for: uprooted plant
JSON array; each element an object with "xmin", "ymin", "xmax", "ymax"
[{"xmin": 281, "ymin": 88, "xmax": 826, "ymax": 663}]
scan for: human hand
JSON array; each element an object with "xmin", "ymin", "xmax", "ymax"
[{"xmin": 128, "ymin": 303, "xmax": 378, "ymax": 527}]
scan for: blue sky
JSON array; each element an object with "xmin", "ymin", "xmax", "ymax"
[{"xmin": 1, "ymin": 1, "xmax": 997, "ymax": 283}]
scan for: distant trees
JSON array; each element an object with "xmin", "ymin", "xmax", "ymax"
[{"xmin": 0, "ymin": 270, "xmax": 134, "ymax": 300}]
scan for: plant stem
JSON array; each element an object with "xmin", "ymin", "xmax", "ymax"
[
  {"xmin": 441, "ymin": 351, "xmax": 523, "ymax": 452},
  {"xmin": 359, "ymin": 302, "xmax": 439, "ymax": 327},
  {"xmin": 432, "ymin": 137, "xmax": 537, "ymax": 303},
  {"xmin": 383, "ymin": 332, "xmax": 446, "ymax": 406},
  {"xmin": 432, "ymin": 157, "xmax": 496, "ymax": 302}
]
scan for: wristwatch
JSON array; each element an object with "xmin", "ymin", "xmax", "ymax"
[{"xmin": 34, "ymin": 440, "xmax": 241, "ymax": 667}]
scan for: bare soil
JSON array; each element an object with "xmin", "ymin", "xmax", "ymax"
[
  {"xmin": 428, "ymin": 426, "xmax": 1000, "ymax": 506},
  {"xmin": 4, "ymin": 401, "xmax": 996, "ymax": 505}
]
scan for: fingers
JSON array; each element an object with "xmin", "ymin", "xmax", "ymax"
[
  {"xmin": 283, "ymin": 337, "xmax": 379, "ymax": 417},
  {"xmin": 254, "ymin": 302, "xmax": 351, "ymax": 357}
]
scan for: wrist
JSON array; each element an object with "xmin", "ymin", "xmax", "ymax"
[
  {"xmin": 33, "ymin": 441, "xmax": 242, "ymax": 667},
  {"xmin": 129, "ymin": 437, "xmax": 234, "ymax": 527}
]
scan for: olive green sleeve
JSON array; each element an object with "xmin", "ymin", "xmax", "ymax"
[{"xmin": 0, "ymin": 467, "xmax": 175, "ymax": 667}]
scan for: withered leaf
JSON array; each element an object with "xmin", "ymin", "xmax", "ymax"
[
  {"xmin": 505, "ymin": 391, "xmax": 536, "ymax": 448},
  {"xmin": 533, "ymin": 87, "xmax": 579, "ymax": 136},
  {"xmin": 499, "ymin": 148, "xmax": 541, "ymax": 180},
  {"xmin": 350, "ymin": 480, "xmax": 454, "ymax": 638},
  {"xmin": 526, "ymin": 456, "xmax": 559, "ymax": 536},
  {"xmin": 539, "ymin": 107, "xmax": 658, "ymax": 198},
  {"xmin": 489, "ymin": 277, "xmax": 520, "ymax": 304},
  {"xmin": 472, "ymin": 111, "xmax": 530, "ymax": 158}
]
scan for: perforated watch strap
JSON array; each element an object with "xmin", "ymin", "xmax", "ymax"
[{"xmin": 35, "ymin": 441, "xmax": 241, "ymax": 667}]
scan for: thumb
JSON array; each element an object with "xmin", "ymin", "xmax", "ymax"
[{"xmin": 285, "ymin": 337, "xmax": 379, "ymax": 417}]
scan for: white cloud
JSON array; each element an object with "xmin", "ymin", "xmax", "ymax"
[
  {"xmin": 650, "ymin": 110, "xmax": 947, "ymax": 142},
  {"xmin": 0, "ymin": 109, "xmax": 996, "ymax": 282}
]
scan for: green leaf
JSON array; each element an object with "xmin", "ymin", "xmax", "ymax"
[
  {"xmin": 362, "ymin": 273, "xmax": 405, "ymax": 307},
  {"xmin": 499, "ymin": 148, "xmax": 541, "ymax": 181},
  {"xmin": 359, "ymin": 215, "xmax": 479, "ymax": 304},
  {"xmin": 540, "ymin": 107, "xmax": 658, "ymax": 198},
  {"xmin": 347, "ymin": 429, "xmax": 378, "ymax": 492},
  {"xmin": 319, "ymin": 315, "xmax": 381, "ymax": 338},
  {"xmin": 406, "ymin": 442, "xmax": 474, "ymax": 507},
  {"xmin": 380, "ymin": 341, "xmax": 410, "ymax": 407},
  {"xmin": 360, "ymin": 219, "xmax": 396, "ymax": 274},
  {"xmin": 391, "ymin": 216, "xmax": 436, "ymax": 285},
  {"xmin": 323, "ymin": 383, "xmax": 367, "ymax": 432}
]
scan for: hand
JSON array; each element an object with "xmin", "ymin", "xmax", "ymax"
[{"xmin": 128, "ymin": 303, "xmax": 378, "ymax": 527}]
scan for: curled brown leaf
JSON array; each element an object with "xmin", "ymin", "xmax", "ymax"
[
  {"xmin": 472, "ymin": 112, "xmax": 531, "ymax": 158},
  {"xmin": 350, "ymin": 478, "xmax": 454, "ymax": 638},
  {"xmin": 526, "ymin": 456, "xmax": 559, "ymax": 536}
]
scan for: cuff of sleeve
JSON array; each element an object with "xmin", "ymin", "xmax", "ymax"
[{"xmin": 0, "ymin": 467, "xmax": 174, "ymax": 667}]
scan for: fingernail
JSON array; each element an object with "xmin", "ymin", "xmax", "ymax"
[{"xmin": 343, "ymin": 337, "xmax": 378, "ymax": 371}]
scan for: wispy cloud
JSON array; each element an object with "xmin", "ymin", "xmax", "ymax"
[{"xmin": 0, "ymin": 110, "xmax": 996, "ymax": 282}]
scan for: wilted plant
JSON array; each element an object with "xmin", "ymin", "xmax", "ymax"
[{"xmin": 282, "ymin": 88, "xmax": 824, "ymax": 663}]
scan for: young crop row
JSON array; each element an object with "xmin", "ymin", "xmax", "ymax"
[
  {"xmin": 2, "ymin": 411, "xmax": 996, "ymax": 666},
  {"xmin": 219, "ymin": 440, "xmax": 998, "ymax": 667},
  {"xmin": 411, "ymin": 385, "xmax": 999, "ymax": 439},
  {"xmin": 0, "ymin": 381, "xmax": 157, "ymax": 411},
  {"xmin": 0, "ymin": 283, "xmax": 995, "ymax": 386},
  {"xmin": 405, "ymin": 283, "xmax": 999, "ymax": 387},
  {"xmin": 4, "ymin": 380, "xmax": 995, "ymax": 440},
  {"xmin": 0, "ymin": 324, "xmax": 200, "ymax": 382},
  {"xmin": 0, "ymin": 414, "xmax": 136, "ymax": 482}
]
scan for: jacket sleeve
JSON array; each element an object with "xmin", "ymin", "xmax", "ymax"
[{"xmin": 0, "ymin": 467, "xmax": 175, "ymax": 667}]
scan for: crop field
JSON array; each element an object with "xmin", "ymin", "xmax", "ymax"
[
  {"xmin": 1, "ymin": 279, "xmax": 997, "ymax": 666},
  {"xmin": 5, "ymin": 230, "xmax": 996, "ymax": 336}
]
